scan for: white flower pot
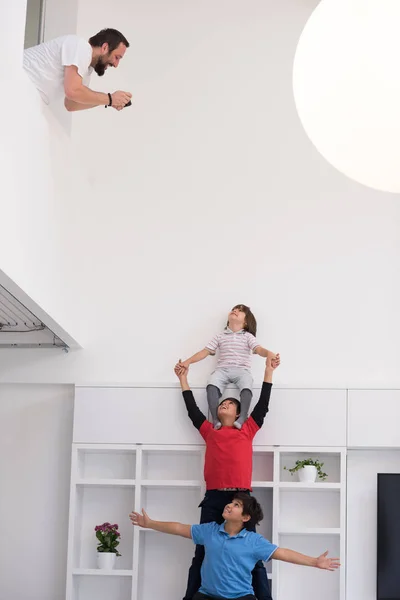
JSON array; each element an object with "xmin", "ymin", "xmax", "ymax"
[
  {"xmin": 298, "ymin": 465, "xmax": 317, "ymax": 483},
  {"xmin": 97, "ymin": 552, "xmax": 116, "ymax": 570}
]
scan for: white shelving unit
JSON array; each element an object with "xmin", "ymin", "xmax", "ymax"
[
  {"xmin": 273, "ymin": 447, "xmax": 346, "ymax": 600},
  {"xmin": 66, "ymin": 443, "xmax": 345, "ymax": 600}
]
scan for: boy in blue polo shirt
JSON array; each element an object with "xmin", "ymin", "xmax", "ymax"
[{"xmin": 129, "ymin": 492, "xmax": 340, "ymax": 600}]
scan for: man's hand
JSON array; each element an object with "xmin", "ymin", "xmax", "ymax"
[
  {"xmin": 129, "ymin": 509, "xmax": 151, "ymax": 529},
  {"xmin": 174, "ymin": 360, "xmax": 189, "ymax": 378},
  {"xmin": 316, "ymin": 551, "xmax": 340, "ymax": 571},
  {"xmin": 111, "ymin": 90, "xmax": 132, "ymax": 110},
  {"xmin": 174, "ymin": 360, "xmax": 190, "ymax": 391}
]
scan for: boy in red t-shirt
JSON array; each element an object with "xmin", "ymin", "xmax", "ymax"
[{"xmin": 175, "ymin": 355, "xmax": 280, "ymax": 600}]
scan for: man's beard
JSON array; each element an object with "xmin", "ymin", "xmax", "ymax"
[{"xmin": 94, "ymin": 57, "xmax": 108, "ymax": 77}]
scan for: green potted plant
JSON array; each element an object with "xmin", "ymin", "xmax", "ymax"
[
  {"xmin": 284, "ymin": 458, "xmax": 327, "ymax": 483},
  {"xmin": 95, "ymin": 522, "xmax": 122, "ymax": 569}
]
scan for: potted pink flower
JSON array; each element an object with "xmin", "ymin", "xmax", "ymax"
[{"xmin": 95, "ymin": 522, "xmax": 121, "ymax": 569}]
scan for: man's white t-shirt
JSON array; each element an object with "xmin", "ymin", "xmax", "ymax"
[{"xmin": 23, "ymin": 35, "xmax": 93, "ymax": 104}]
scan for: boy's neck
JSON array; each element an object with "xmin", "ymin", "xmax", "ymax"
[
  {"xmin": 220, "ymin": 418, "xmax": 236, "ymax": 428},
  {"xmin": 220, "ymin": 415, "xmax": 238, "ymax": 427},
  {"xmin": 227, "ymin": 321, "xmax": 244, "ymax": 333},
  {"xmin": 224, "ymin": 520, "xmax": 245, "ymax": 536}
]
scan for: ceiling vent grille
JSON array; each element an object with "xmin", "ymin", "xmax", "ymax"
[{"xmin": 0, "ymin": 284, "xmax": 67, "ymax": 349}]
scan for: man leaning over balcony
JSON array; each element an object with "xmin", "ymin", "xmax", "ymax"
[{"xmin": 23, "ymin": 28, "xmax": 132, "ymax": 112}]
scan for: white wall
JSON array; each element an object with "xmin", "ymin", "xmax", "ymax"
[
  {"xmin": 1, "ymin": 0, "xmax": 399, "ymax": 386},
  {"xmin": 0, "ymin": 1, "xmax": 87, "ymax": 346},
  {"xmin": 0, "ymin": 384, "xmax": 74, "ymax": 600},
  {"xmin": 347, "ymin": 450, "xmax": 400, "ymax": 600}
]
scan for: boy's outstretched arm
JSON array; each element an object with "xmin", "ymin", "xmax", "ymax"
[
  {"xmin": 254, "ymin": 346, "xmax": 276, "ymax": 359},
  {"xmin": 129, "ymin": 509, "xmax": 192, "ymax": 539},
  {"xmin": 273, "ymin": 548, "xmax": 340, "ymax": 571},
  {"xmin": 250, "ymin": 354, "xmax": 280, "ymax": 428},
  {"xmin": 178, "ymin": 348, "xmax": 211, "ymax": 369},
  {"xmin": 174, "ymin": 362, "xmax": 207, "ymax": 430}
]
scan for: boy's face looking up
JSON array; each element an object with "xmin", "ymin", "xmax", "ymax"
[
  {"xmin": 228, "ymin": 306, "xmax": 246, "ymax": 329},
  {"xmin": 222, "ymin": 498, "xmax": 251, "ymax": 525},
  {"xmin": 217, "ymin": 399, "xmax": 240, "ymax": 421}
]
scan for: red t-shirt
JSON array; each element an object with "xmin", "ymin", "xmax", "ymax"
[{"xmin": 199, "ymin": 416, "xmax": 260, "ymax": 490}]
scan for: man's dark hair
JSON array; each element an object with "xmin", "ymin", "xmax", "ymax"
[
  {"xmin": 233, "ymin": 492, "xmax": 264, "ymax": 529},
  {"xmin": 227, "ymin": 304, "xmax": 257, "ymax": 336},
  {"xmin": 220, "ymin": 398, "xmax": 241, "ymax": 416},
  {"xmin": 89, "ymin": 28, "xmax": 130, "ymax": 52}
]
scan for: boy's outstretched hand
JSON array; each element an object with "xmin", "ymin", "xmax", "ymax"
[
  {"xmin": 316, "ymin": 551, "xmax": 340, "ymax": 571},
  {"xmin": 129, "ymin": 509, "xmax": 151, "ymax": 529},
  {"xmin": 268, "ymin": 353, "xmax": 280, "ymax": 370},
  {"xmin": 174, "ymin": 360, "xmax": 188, "ymax": 378}
]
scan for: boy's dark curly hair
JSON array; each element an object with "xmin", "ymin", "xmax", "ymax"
[{"xmin": 233, "ymin": 492, "xmax": 264, "ymax": 529}]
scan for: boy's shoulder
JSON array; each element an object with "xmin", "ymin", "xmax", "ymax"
[
  {"xmin": 200, "ymin": 521, "xmax": 220, "ymax": 529},
  {"xmin": 196, "ymin": 521, "xmax": 220, "ymax": 536},
  {"xmin": 243, "ymin": 331, "xmax": 256, "ymax": 339}
]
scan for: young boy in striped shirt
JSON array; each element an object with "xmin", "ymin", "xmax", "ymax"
[{"xmin": 178, "ymin": 304, "xmax": 276, "ymax": 429}]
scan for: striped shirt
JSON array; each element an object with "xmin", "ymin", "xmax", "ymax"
[{"xmin": 206, "ymin": 328, "xmax": 260, "ymax": 369}]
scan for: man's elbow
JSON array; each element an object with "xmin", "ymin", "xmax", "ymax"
[
  {"xmin": 64, "ymin": 84, "xmax": 81, "ymax": 104},
  {"xmin": 64, "ymin": 96, "xmax": 82, "ymax": 112},
  {"xmin": 64, "ymin": 97, "xmax": 74, "ymax": 112}
]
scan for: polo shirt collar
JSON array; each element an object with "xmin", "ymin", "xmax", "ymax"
[
  {"xmin": 218, "ymin": 521, "xmax": 248, "ymax": 538},
  {"xmin": 224, "ymin": 327, "xmax": 245, "ymax": 335}
]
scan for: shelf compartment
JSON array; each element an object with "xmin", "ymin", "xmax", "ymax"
[
  {"xmin": 252, "ymin": 487, "xmax": 273, "ymax": 546},
  {"xmin": 77, "ymin": 448, "xmax": 136, "ymax": 480},
  {"xmin": 279, "ymin": 451, "xmax": 341, "ymax": 484},
  {"xmin": 280, "ymin": 489, "xmax": 340, "ymax": 529},
  {"xmin": 139, "ymin": 486, "xmax": 202, "ymax": 523},
  {"xmin": 252, "ymin": 485, "xmax": 274, "ymax": 579},
  {"xmin": 277, "ymin": 533, "xmax": 340, "ymax": 600},
  {"xmin": 137, "ymin": 529, "xmax": 194, "ymax": 600},
  {"xmin": 141, "ymin": 448, "xmax": 202, "ymax": 480},
  {"xmin": 73, "ymin": 486, "xmax": 134, "ymax": 570},
  {"xmin": 72, "ymin": 573, "xmax": 132, "ymax": 600},
  {"xmin": 252, "ymin": 451, "xmax": 274, "ymax": 482}
]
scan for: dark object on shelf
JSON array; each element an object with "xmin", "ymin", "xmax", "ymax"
[{"xmin": 377, "ymin": 473, "xmax": 400, "ymax": 599}]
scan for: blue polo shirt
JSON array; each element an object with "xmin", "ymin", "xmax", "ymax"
[{"xmin": 191, "ymin": 522, "xmax": 278, "ymax": 599}]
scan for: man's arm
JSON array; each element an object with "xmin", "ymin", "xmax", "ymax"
[
  {"xmin": 129, "ymin": 509, "xmax": 192, "ymax": 539},
  {"xmin": 64, "ymin": 97, "xmax": 99, "ymax": 112},
  {"xmin": 175, "ymin": 363, "xmax": 207, "ymax": 430},
  {"xmin": 273, "ymin": 548, "xmax": 340, "ymax": 571},
  {"xmin": 250, "ymin": 354, "xmax": 280, "ymax": 428},
  {"xmin": 64, "ymin": 66, "xmax": 109, "ymax": 106},
  {"xmin": 63, "ymin": 66, "xmax": 131, "ymax": 110}
]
